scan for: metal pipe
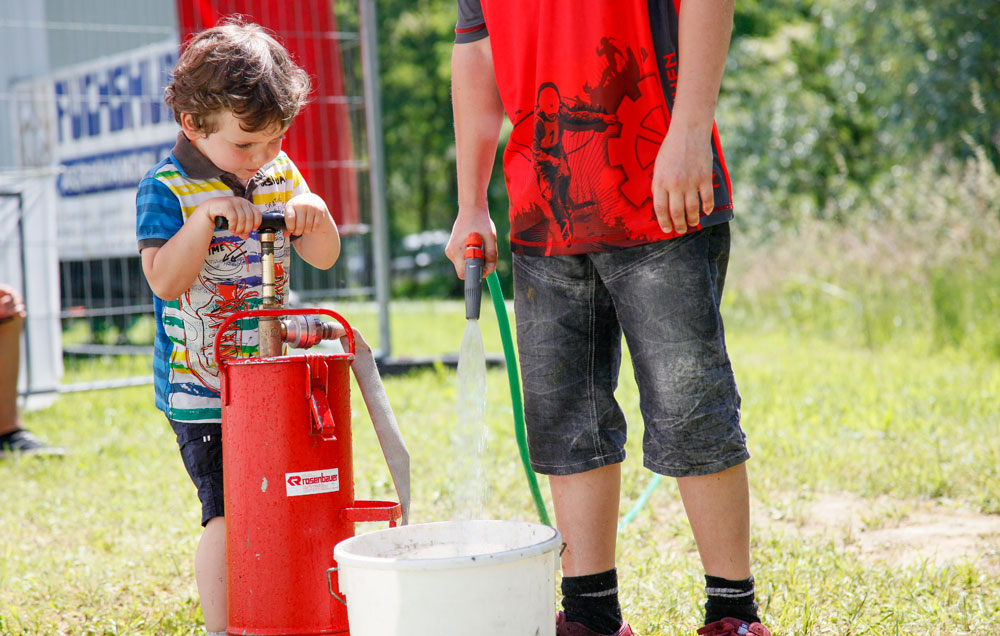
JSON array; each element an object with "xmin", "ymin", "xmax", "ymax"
[
  {"xmin": 258, "ymin": 229, "xmax": 283, "ymax": 357},
  {"xmin": 360, "ymin": 0, "xmax": 391, "ymax": 359}
]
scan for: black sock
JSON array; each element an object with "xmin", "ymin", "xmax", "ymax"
[
  {"xmin": 704, "ymin": 574, "xmax": 760, "ymax": 625},
  {"xmin": 562, "ymin": 568, "xmax": 623, "ymax": 635}
]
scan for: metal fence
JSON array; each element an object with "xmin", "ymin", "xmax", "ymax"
[{"xmin": 0, "ymin": 1, "xmax": 390, "ymax": 397}]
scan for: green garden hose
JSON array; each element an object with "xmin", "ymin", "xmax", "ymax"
[
  {"xmin": 486, "ymin": 271, "xmax": 551, "ymax": 526},
  {"xmin": 618, "ymin": 473, "xmax": 662, "ymax": 531}
]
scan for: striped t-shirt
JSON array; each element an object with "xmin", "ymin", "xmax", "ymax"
[{"xmin": 135, "ymin": 132, "xmax": 309, "ymax": 423}]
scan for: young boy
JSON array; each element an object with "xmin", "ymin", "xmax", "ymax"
[{"xmin": 135, "ymin": 20, "xmax": 340, "ymax": 635}]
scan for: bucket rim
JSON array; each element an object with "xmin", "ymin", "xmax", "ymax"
[{"xmin": 334, "ymin": 519, "xmax": 561, "ymax": 571}]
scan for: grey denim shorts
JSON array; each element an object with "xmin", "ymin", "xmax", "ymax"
[{"xmin": 512, "ymin": 223, "xmax": 749, "ymax": 478}]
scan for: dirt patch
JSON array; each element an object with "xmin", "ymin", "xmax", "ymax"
[{"xmin": 755, "ymin": 492, "xmax": 1000, "ymax": 570}]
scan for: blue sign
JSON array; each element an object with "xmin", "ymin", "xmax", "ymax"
[{"xmin": 58, "ymin": 141, "xmax": 176, "ymax": 197}]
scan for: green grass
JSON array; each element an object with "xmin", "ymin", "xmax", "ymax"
[{"xmin": 3, "ymin": 300, "xmax": 999, "ymax": 635}]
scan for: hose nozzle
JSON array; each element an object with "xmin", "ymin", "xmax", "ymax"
[{"xmin": 464, "ymin": 233, "xmax": 484, "ymax": 320}]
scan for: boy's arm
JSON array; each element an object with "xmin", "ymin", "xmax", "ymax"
[
  {"xmin": 651, "ymin": 0, "xmax": 734, "ymax": 236},
  {"xmin": 141, "ymin": 191, "xmax": 262, "ymax": 301},
  {"xmin": 444, "ymin": 37, "xmax": 504, "ymax": 279},
  {"xmin": 286, "ymin": 192, "xmax": 341, "ymax": 270}
]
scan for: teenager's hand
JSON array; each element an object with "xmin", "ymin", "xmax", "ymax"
[
  {"xmin": 651, "ymin": 125, "xmax": 715, "ymax": 235},
  {"xmin": 445, "ymin": 209, "xmax": 498, "ymax": 280},
  {"xmin": 197, "ymin": 196, "xmax": 262, "ymax": 239},
  {"xmin": 285, "ymin": 193, "xmax": 333, "ymax": 237}
]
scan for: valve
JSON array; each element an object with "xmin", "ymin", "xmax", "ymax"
[{"xmin": 281, "ymin": 315, "xmax": 343, "ymax": 349}]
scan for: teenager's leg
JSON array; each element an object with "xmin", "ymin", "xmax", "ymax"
[
  {"xmin": 512, "ymin": 252, "xmax": 631, "ymax": 634},
  {"xmin": 596, "ymin": 227, "xmax": 762, "ymax": 626},
  {"xmin": 550, "ymin": 463, "xmax": 621, "ymax": 577},
  {"xmin": 552, "ymin": 464, "xmax": 628, "ymax": 634},
  {"xmin": 196, "ymin": 516, "xmax": 227, "ymax": 632},
  {"xmin": 677, "ymin": 462, "xmax": 750, "ymax": 580}
]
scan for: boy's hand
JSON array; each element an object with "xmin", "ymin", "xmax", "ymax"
[
  {"xmin": 285, "ymin": 193, "xmax": 334, "ymax": 237},
  {"xmin": 198, "ymin": 196, "xmax": 262, "ymax": 239}
]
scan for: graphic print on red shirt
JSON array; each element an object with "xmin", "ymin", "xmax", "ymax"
[{"xmin": 456, "ymin": 0, "xmax": 734, "ymax": 256}]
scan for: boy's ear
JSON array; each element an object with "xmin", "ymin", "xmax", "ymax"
[{"xmin": 179, "ymin": 113, "xmax": 205, "ymax": 138}]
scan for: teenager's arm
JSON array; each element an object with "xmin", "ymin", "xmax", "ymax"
[
  {"xmin": 652, "ymin": 0, "xmax": 734, "ymax": 235},
  {"xmin": 444, "ymin": 37, "xmax": 504, "ymax": 279}
]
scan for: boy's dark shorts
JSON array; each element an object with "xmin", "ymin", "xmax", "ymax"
[
  {"xmin": 169, "ymin": 419, "xmax": 224, "ymax": 526},
  {"xmin": 512, "ymin": 223, "xmax": 749, "ymax": 478}
]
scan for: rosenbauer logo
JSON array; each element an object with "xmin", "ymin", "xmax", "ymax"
[{"xmin": 285, "ymin": 468, "xmax": 340, "ymax": 497}]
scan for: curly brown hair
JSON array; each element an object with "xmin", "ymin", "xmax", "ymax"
[{"xmin": 164, "ymin": 17, "xmax": 311, "ymax": 133}]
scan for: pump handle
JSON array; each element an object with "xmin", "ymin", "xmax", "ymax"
[{"xmin": 214, "ymin": 212, "xmax": 286, "ymax": 231}]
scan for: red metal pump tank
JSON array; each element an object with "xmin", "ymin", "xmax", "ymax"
[{"xmin": 214, "ymin": 308, "xmax": 400, "ymax": 636}]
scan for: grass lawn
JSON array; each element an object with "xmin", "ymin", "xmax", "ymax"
[{"xmin": 2, "ymin": 300, "xmax": 998, "ymax": 635}]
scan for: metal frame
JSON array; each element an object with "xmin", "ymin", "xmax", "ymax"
[
  {"xmin": 9, "ymin": 0, "xmax": 393, "ymax": 396},
  {"xmin": 359, "ymin": 0, "xmax": 392, "ymax": 359}
]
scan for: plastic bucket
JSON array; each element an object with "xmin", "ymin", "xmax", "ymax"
[{"xmin": 334, "ymin": 520, "xmax": 561, "ymax": 636}]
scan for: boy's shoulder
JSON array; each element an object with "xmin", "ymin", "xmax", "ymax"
[
  {"xmin": 258, "ymin": 151, "xmax": 305, "ymax": 186},
  {"xmin": 266, "ymin": 150, "xmax": 297, "ymax": 171},
  {"xmin": 140, "ymin": 153, "xmax": 182, "ymax": 184}
]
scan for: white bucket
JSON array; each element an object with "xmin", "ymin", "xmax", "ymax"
[{"xmin": 334, "ymin": 519, "xmax": 562, "ymax": 636}]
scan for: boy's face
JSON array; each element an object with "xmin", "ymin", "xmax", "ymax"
[{"xmin": 181, "ymin": 110, "xmax": 288, "ymax": 181}]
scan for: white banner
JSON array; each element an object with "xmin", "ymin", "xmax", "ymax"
[{"xmin": 14, "ymin": 40, "xmax": 180, "ymax": 260}]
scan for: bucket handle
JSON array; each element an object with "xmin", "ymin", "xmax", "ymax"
[
  {"xmin": 326, "ymin": 500, "xmax": 402, "ymax": 605},
  {"xmin": 212, "ymin": 307, "xmax": 355, "ymax": 368},
  {"xmin": 326, "ymin": 567, "xmax": 347, "ymax": 606}
]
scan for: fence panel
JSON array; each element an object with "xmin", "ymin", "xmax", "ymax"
[{"xmin": 0, "ymin": 1, "xmax": 386, "ymax": 397}]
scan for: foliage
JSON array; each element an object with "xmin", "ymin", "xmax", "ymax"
[
  {"xmin": 726, "ymin": 148, "xmax": 1000, "ymax": 360},
  {"xmin": 375, "ymin": 0, "xmax": 457, "ymax": 238},
  {"xmin": 366, "ymin": 0, "xmax": 998, "ymax": 299},
  {"xmin": 721, "ymin": 0, "xmax": 999, "ymax": 231}
]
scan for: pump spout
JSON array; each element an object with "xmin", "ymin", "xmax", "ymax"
[{"xmin": 464, "ymin": 233, "xmax": 484, "ymax": 320}]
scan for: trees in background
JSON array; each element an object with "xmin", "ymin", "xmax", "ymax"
[
  {"xmin": 721, "ymin": 0, "xmax": 999, "ymax": 234},
  {"xmin": 370, "ymin": 0, "xmax": 998, "ymax": 257}
]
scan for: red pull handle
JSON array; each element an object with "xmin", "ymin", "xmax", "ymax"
[
  {"xmin": 340, "ymin": 500, "xmax": 403, "ymax": 528},
  {"xmin": 309, "ymin": 385, "xmax": 337, "ymax": 440}
]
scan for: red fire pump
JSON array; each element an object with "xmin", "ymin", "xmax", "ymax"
[{"xmin": 212, "ymin": 214, "xmax": 408, "ymax": 636}]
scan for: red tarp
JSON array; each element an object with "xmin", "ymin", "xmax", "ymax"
[{"xmin": 175, "ymin": 0, "xmax": 360, "ymax": 227}]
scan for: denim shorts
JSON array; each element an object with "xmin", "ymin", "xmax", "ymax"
[
  {"xmin": 512, "ymin": 223, "xmax": 748, "ymax": 478},
  {"xmin": 169, "ymin": 419, "xmax": 225, "ymax": 526}
]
